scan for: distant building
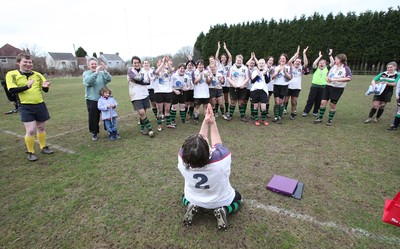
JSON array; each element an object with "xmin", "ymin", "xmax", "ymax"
[
  {"xmin": 77, "ymin": 57, "xmax": 88, "ymax": 70},
  {"xmin": 46, "ymin": 52, "xmax": 77, "ymax": 70},
  {"xmin": 99, "ymin": 52, "xmax": 124, "ymax": 68},
  {"xmin": 0, "ymin": 43, "xmax": 24, "ymax": 73}
]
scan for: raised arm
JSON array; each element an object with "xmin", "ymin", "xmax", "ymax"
[
  {"xmin": 206, "ymin": 104, "xmax": 221, "ymax": 145},
  {"xmin": 328, "ymin": 49, "xmax": 334, "ymax": 67},
  {"xmin": 224, "ymin": 42, "xmax": 232, "ymax": 65},
  {"xmin": 215, "ymin": 41, "xmax": 221, "ymax": 63},
  {"xmin": 312, "ymin": 51, "xmax": 323, "ymax": 69},
  {"xmin": 288, "ymin": 46, "xmax": 300, "ymax": 65},
  {"xmin": 246, "ymin": 52, "xmax": 255, "ymax": 66},
  {"xmin": 303, "ymin": 46, "xmax": 309, "ymax": 68},
  {"xmin": 155, "ymin": 56, "xmax": 166, "ymax": 74}
]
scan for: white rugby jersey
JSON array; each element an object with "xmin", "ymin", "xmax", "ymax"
[
  {"xmin": 127, "ymin": 67, "xmax": 149, "ymax": 101},
  {"xmin": 171, "ymin": 71, "xmax": 190, "ymax": 90},
  {"xmin": 266, "ymin": 66, "xmax": 274, "ymax": 92},
  {"xmin": 273, "ymin": 65, "xmax": 292, "ymax": 86},
  {"xmin": 208, "ymin": 72, "xmax": 224, "ymax": 90},
  {"xmin": 185, "ymin": 69, "xmax": 195, "ymax": 90},
  {"xmin": 153, "ymin": 68, "xmax": 173, "ymax": 93},
  {"xmin": 247, "ymin": 66, "xmax": 257, "ymax": 90},
  {"xmin": 288, "ymin": 65, "xmax": 303, "ymax": 90},
  {"xmin": 251, "ymin": 69, "xmax": 268, "ymax": 92},
  {"xmin": 216, "ymin": 61, "xmax": 232, "ymax": 87},
  {"xmin": 327, "ymin": 65, "xmax": 352, "ymax": 88},
  {"xmin": 145, "ymin": 68, "xmax": 155, "ymax": 90},
  {"xmin": 229, "ymin": 64, "xmax": 249, "ymax": 88},
  {"xmin": 193, "ymin": 69, "xmax": 210, "ymax": 98},
  {"xmin": 178, "ymin": 144, "xmax": 235, "ymax": 209}
]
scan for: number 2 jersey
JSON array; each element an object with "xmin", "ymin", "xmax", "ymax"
[{"xmin": 178, "ymin": 144, "xmax": 235, "ymax": 209}]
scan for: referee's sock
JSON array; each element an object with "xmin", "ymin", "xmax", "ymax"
[
  {"xmin": 37, "ymin": 132, "xmax": 46, "ymax": 150},
  {"xmin": 25, "ymin": 135, "xmax": 35, "ymax": 153}
]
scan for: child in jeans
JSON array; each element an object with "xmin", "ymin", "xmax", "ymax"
[{"xmin": 98, "ymin": 87, "xmax": 120, "ymax": 141}]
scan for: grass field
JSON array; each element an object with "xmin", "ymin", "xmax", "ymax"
[{"xmin": 0, "ymin": 75, "xmax": 399, "ymax": 248}]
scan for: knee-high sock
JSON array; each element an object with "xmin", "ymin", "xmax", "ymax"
[
  {"xmin": 328, "ymin": 110, "xmax": 336, "ymax": 121},
  {"xmin": 170, "ymin": 110, "xmax": 177, "ymax": 122},
  {"xmin": 278, "ymin": 105, "xmax": 284, "ymax": 117},
  {"xmin": 25, "ymin": 135, "xmax": 35, "ymax": 153},
  {"xmin": 318, "ymin": 107, "xmax": 326, "ymax": 119},
  {"xmin": 376, "ymin": 108, "xmax": 384, "ymax": 118},
  {"xmin": 239, "ymin": 104, "xmax": 246, "ymax": 118},
  {"xmin": 37, "ymin": 132, "xmax": 46, "ymax": 149},
  {"xmin": 252, "ymin": 108, "xmax": 258, "ymax": 121},
  {"xmin": 274, "ymin": 105, "xmax": 279, "ymax": 118},
  {"xmin": 229, "ymin": 105, "xmax": 235, "ymax": 116},
  {"xmin": 261, "ymin": 110, "xmax": 267, "ymax": 121},
  {"xmin": 142, "ymin": 117, "xmax": 153, "ymax": 131},
  {"xmin": 180, "ymin": 110, "xmax": 187, "ymax": 122},
  {"xmin": 368, "ymin": 108, "xmax": 377, "ymax": 118},
  {"xmin": 225, "ymin": 199, "xmax": 242, "ymax": 214},
  {"xmin": 152, "ymin": 107, "xmax": 158, "ymax": 117}
]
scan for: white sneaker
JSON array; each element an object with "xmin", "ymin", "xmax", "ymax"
[{"xmin": 364, "ymin": 118, "xmax": 371, "ymax": 124}]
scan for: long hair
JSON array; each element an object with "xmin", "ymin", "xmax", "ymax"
[
  {"xmin": 336, "ymin": 54, "xmax": 348, "ymax": 66},
  {"xmin": 181, "ymin": 134, "xmax": 210, "ymax": 169}
]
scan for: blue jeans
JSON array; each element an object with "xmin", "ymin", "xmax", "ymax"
[{"xmin": 104, "ymin": 117, "xmax": 117, "ymax": 133}]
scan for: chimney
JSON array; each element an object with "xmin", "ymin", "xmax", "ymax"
[
  {"xmin": 100, "ymin": 52, "xmax": 103, "ymax": 55},
  {"xmin": 116, "ymin": 52, "xmax": 119, "ymax": 55}
]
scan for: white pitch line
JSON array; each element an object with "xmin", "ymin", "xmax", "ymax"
[
  {"xmin": 247, "ymin": 199, "xmax": 400, "ymax": 244},
  {"xmin": 1, "ymin": 130, "xmax": 75, "ymax": 154},
  {"xmin": 46, "ymin": 113, "xmax": 135, "ymax": 139}
]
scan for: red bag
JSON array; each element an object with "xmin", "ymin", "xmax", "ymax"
[{"xmin": 382, "ymin": 192, "xmax": 400, "ymax": 227}]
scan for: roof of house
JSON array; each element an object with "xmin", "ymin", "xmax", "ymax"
[
  {"xmin": 101, "ymin": 53, "xmax": 123, "ymax": 61},
  {"xmin": 48, "ymin": 52, "xmax": 76, "ymax": 60},
  {"xmin": 0, "ymin": 43, "xmax": 23, "ymax": 57}
]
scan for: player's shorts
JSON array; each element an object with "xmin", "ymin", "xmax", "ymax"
[
  {"xmin": 155, "ymin": 92, "xmax": 172, "ymax": 104},
  {"xmin": 171, "ymin": 91, "xmax": 187, "ymax": 104},
  {"xmin": 273, "ymin": 85, "xmax": 289, "ymax": 99},
  {"xmin": 186, "ymin": 90, "xmax": 194, "ymax": 102},
  {"xmin": 209, "ymin": 88, "xmax": 223, "ymax": 98},
  {"xmin": 322, "ymin": 85, "xmax": 344, "ymax": 104},
  {"xmin": 288, "ymin": 89, "xmax": 301, "ymax": 97},
  {"xmin": 250, "ymin": 89, "xmax": 268, "ymax": 103},
  {"xmin": 132, "ymin": 97, "xmax": 150, "ymax": 111},
  {"xmin": 148, "ymin": 89, "xmax": 156, "ymax": 102},
  {"xmin": 373, "ymin": 88, "xmax": 393, "ymax": 103},
  {"xmin": 229, "ymin": 87, "xmax": 247, "ymax": 101},
  {"xmin": 194, "ymin": 98, "xmax": 210, "ymax": 106}
]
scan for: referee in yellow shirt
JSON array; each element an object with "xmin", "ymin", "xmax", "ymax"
[{"xmin": 6, "ymin": 52, "xmax": 53, "ymax": 161}]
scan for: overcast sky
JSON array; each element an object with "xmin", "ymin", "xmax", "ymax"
[{"xmin": 1, "ymin": 0, "xmax": 398, "ymax": 61}]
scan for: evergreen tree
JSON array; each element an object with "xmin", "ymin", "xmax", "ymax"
[{"xmin": 75, "ymin": 47, "xmax": 87, "ymax": 57}]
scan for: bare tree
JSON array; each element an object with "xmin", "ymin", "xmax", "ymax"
[
  {"xmin": 173, "ymin": 46, "xmax": 193, "ymax": 65},
  {"xmin": 20, "ymin": 43, "xmax": 48, "ymax": 73}
]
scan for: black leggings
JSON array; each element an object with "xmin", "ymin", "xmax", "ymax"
[
  {"xmin": 303, "ymin": 86, "xmax": 325, "ymax": 114},
  {"xmin": 86, "ymin": 100, "xmax": 100, "ymax": 134}
]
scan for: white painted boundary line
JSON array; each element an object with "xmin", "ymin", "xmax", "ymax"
[
  {"xmin": 46, "ymin": 113, "xmax": 135, "ymax": 139},
  {"xmin": 247, "ymin": 199, "xmax": 400, "ymax": 244},
  {"xmin": 1, "ymin": 130, "xmax": 75, "ymax": 154}
]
